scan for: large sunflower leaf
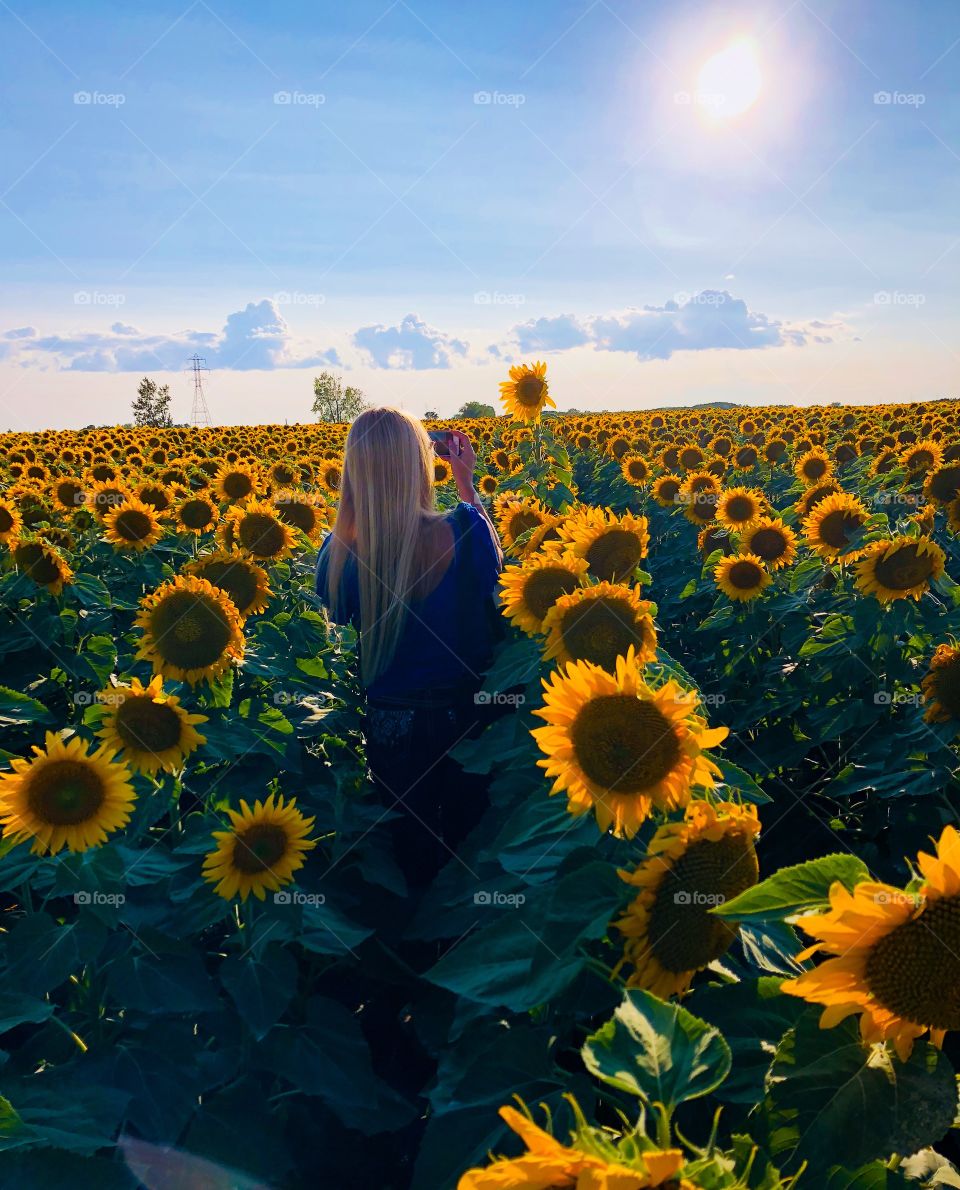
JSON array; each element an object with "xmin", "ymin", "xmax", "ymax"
[
  {"xmin": 712, "ymin": 852, "xmax": 871, "ymax": 922},
  {"xmin": 582, "ymin": 988, "xmax": 732, "ymax": 1109}
]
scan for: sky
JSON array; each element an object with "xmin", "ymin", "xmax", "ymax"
[{"xmin": 0, "ymin": 0, "xmax": 958, "ymax": 429}]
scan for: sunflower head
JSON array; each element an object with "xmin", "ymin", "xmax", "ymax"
[
  {"xmin": 184, "ymin": 549, "xmax": 274, "ymax": 617},
  {"xmin": 740, "ymin": 516, "xmax": 797, "ymax": 570},
  {"xmin": 0, "ymin": 732, "xmax": 136, "ymax": 855},
  {"xmin": 202, "ymin": 793, "xmax": 317, "ymax": 902},
  {"xmin": 559, "ymin": 508, "xmax": 650, "ymax": 583},
  {"xmin": 226, "ymin": 500, "xmax": 296, "ymax": 560},
  {"xmin": 854, "ymin": 536, "xmax": 946, "ymax": 604},
  {"xmin": 135, "ymin": 574, "xmax": 244, "ymax": 685},
  {"xmin": 271, "ymin": 490, "xmax": 326, "ymax": 542},
  {"xmin": 716, "ymin": 486, "xmax": 764, "ymax": 530},
  {"xmin": 714, "ymin": 552, "xmax": 771, "ymax": 602},
  {"xmin": 652, "ymin": 474, "xmax": 683, "ymax": 507},
  {"xmin": 923, "ymin": 642, "xmax": 960, "ymax": 727},
  {"xmin": 0, "ymin": 498, "xmax": 24, "ymax": 544},
  {"xmin": 531, "ymin": 648, "xmax": 729, "ymax": 838},
  {"xmin": 795, "ymin": 447, "xmax": 833, "ymax": 486},
  {"xmin": 620, "ymin": 454, "xmax": 650, "ymax": 486},
  {"xmin": 541, "ymin": 581, "xmax": 658, "ymax": 674},
  {"xmin": 103, "ymin": 497, "xmax": 165, "ymax": 552},
  {"xmin": 95, "ymin": 676, "xmax": 207, "ymax": 775},
  {"xmin": 215, "ymin": 462, "xmax": 260, "ymax": 504},
  {"xmin": 803, "ymin": 491, "xmax": 870, "ymax": 560},
  {"xmin": 614, "ymin": 800, "xmax": 761, "ymax": 997},
  {"xmin": 498, "ymin": 552, "xmax": 589, "ymax": 635},
  {"xmin": 12, "ymin": 537, "xmax": 73, "ymax": 595},
  {"xmin": 499, "ymin": 361, "xmax": 555, "ymax": 423}
]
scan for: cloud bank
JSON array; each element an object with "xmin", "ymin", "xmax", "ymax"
[{"xmin": 353, "ymin": 314, "xmax": 468, "ymax": 369}]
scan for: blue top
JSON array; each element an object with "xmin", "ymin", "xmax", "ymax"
[{"xmin": 315, "ymin": 502, "xmax": 502, "ymax": 699}]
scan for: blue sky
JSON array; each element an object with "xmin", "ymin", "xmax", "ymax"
[{"xmin": 1, "ymin": 0, "xmax": 958, "ymax": 427}]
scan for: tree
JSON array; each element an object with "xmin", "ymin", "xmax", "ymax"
[
  {"xmin": 132, "ymin": 377, "xmax": 173, "ymax": 428},
  {"xmin": 424, "ymin": 410, "xmax": 439, "ymax": 420},
  {"xmin": 456, "ymin": 401, "xmax": 496, "ymax": 418},
  {"xmin": 312, "ymin": 373, "xmax": 368, "ymax": 423}
]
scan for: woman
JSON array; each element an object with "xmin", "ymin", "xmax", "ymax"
[{"xmin": 315, "ymin": 407, "xmax": 503, "ymax": 891}]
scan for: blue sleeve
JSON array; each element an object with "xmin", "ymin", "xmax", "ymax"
[
  {"xmin": 315, "ymin": 535, "xmax": 359, "ymax": 626},
  {"xmin": 457, "ymin": 502, "xmax": 502, "ymax": 595}
]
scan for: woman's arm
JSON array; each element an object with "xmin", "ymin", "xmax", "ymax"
[{"xmin": 447, "ymin": 429, "xmax": 504, "ymax": 566}]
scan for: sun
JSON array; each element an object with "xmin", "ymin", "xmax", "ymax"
[{"xmin": 697, "ymin": 38, "xmax": 762, "ymax": 119}]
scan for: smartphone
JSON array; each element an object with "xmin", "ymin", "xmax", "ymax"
[{"xmin": 428, "ymin": 430, "xmax": 460, "ymax": 457}]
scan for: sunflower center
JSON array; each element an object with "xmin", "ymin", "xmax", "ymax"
[
  {"xmin": 929, "ymin": 656, "xmax": 960, "ymax": 719},
  {"xmin": 559, "ymin": 597, "xmax": 651, "ymax": 673},
  {"xmin": 930, "ymin": 466, "xmax": 960, "ymax": 503},
  {"xmin": 515, "ymin": 375, "xmax": 545, "ymax": 407},
  {"xmin": 27, "ymin": 760, "xmax": 106, "ymax": 825},
  {"xmin": 584, "ymin": 529, "xmax": 643, "ymax": 582},
  {"xmin": 115, "ymin": 697, "xmax": 184, "ymax": 753},
  {"xmin": 865, "ymin": 895, "xmax": 960, "ymax": 1029},
  {"xmin": 181, "ymin": 499, "xmax": 215, "ymax": 530},
  {"xmin": 522, "ymin": 567, "xmax": 581, "ymax": 622},
  {"xmin": 0, "ymin": 507, "xmax": 13, "ymax": 532},
  {"xmin": 238, "ymin": 513, "xmax": 285, "ymax": 557},
  {"xmin": 818, "ymin": 509, "xmax": 864, "ymax": 549},
  {"xmin": 508, "ymin": 510, "xmax": 542, "ymax": 540},
  {"xmin": 275, "ymin": 500, "xmax": 317, "ymax": 534},
  {"xmin": 647, "ymin": 832, "xmax": 760, "ymax": 973},
  {"xmin": 223, "ymin": 472, "xmax": 253, "ymax": 499},
  {"xmin": 571, "ymin": 694, "xmax": 680, "ymax": 793},
  {"xmin": 749, "ymin": 527, "xmax": 787, "ymax": 561},
  {"xmin": 727, "ymin": 559, "xmax": 764, "ymax": 590},
  {"xmin": 802, "ymin": 458, "xmax": 828, "ymax": 479},
  {"xmin": 873, "ymin": 544, "xmax": 935, "ymax": 591},
  {"xmin": 725, "ymin": 496, "xmax": 756, "ymax": 523},
  {"xmin": 148, "ymin": 590, "xmax": 234, "ymax": 670},
  {"xmin": 114, "ymin": 509, "xmax": 154, "ymax": 541},
  {"xmin": 233, "ymin": 824, "xmax": 290, "ymax": 873},
  {"xmin": 195, "ymin": 560, "xmax": 260, "ymax": 614}
]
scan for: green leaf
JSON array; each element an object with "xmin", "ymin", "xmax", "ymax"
[
  {"xmin": 106, "ymin": 952, "xmax": 220, "ymax": 1015},
  {"xmin": 4, "ymin": 912, "xmax": 106, "ymax": 997},
  {"xmin": 760, "ymin": 1013, "xmax": 958, "ymax": 1175},
  {"xmin": 582, "ymin": 988, "xmax": 732, "ymax": 1109},
  {"xmin": 716, "ymin": 758, "xmax": 772, "ymax": 804},
  {"xmin": 712, "ymin": 853, "xmax": 871, "ymax": 922},
  {"xmin": 0, "ymin": 685, "xmax": 54, "ymax": 727},
  {"xmin": 0, "ymin": 990, "xmax": 54, "ymax": 1034},
  {"xmin": 220, "ymin": 945, "xmax": 297, "ymax": 1041}
]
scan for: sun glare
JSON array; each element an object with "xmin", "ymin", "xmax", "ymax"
[{"xmin": 696, "ymin": 38, "xmax": 762, "ymax": 119}]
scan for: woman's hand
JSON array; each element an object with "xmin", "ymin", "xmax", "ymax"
[{"xmin": 447, "ymin": 430, "xmax": 477, "ymax": 499}]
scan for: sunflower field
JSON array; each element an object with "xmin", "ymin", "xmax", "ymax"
[{"xmin": 1, "ymin": 376, "xmax": 960, "ymax": 1189}]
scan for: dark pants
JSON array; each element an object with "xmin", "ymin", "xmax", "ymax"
[{"xmin": 365, "ymin": 687, "xmax": 490, "ymax": 894}]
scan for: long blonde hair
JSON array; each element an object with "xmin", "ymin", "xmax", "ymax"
[{"xmin": 325, "ymin": 407, "xmax": 441, "ymax": 683}]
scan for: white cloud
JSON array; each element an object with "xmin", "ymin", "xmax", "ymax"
[
  {"xmin": 499, "ymin": 291, "xmax": 841, "ymax": 362},
  {"xmin": 2, "ymin": 301, "xmax": 340, "ymax": 373},
  {"xmin": 353, "ymin": 313, "xmax": 468, "ymax": 369}
]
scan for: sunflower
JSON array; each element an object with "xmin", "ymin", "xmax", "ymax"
[
  {"xmin": 136, "ymin": 482, "xmax": 174, "ymax": 514},
  {"xmin": 924, "ymin": 463, "xmax": 960, "ymax": 508},
  {"xmin": 854, "ymin": 536, "xmax": 945, "ymax": 604},
  {"xmin": 541, "ymin": 582, "xmax": 657, "ymax": 674},
  {"xmin": 733, "ymin": 444, "xmax": 759, "ymax": 470},
  {"xmin": 531, "ymin": 648, "xmax": 728, "ymax": 838},
  {"xmin": 202, "ymin": 793, "xmax": 316, "ymax": 902},
  {"xmin": 495, "ymin": 497, "xmax": 549, "ymax": 553},
  {"xmin": 697, "ymin": 525, "xmax": 732, "ymax": 558},
  {"xmin": 272, "ymin": 489, "xmax": 326, "ymax": 542},
  {"xmin": 51, "ymin": 476, "xmax": 86, "ymax": 512},
  {"xmin": 559, "ymin": 508, "xmax": 650, "ymax": 583},
  {"xmin": 103, "ymin": 497, "xmax": 165, "ymax": 552},
  {"xmin": 183, "ymin": 550, "xmax": 274, "ymax": 619},
  {"xmin": 499, "ymin": 552, "xmax": 589, "ymax": 635},
  {"xmin": 457, "ymin": 1104, "xmax": 692, "ymax": 1190},
  {"xmin": 214, "ymin": 462, "xmax": 260, "ymax": 504},
  {"xmin": 714, "ymin": 553, "xmax": 771, "ymax": 602},
  {"xmin": 794, "ymin": 447, "xmax": 833, "ymax": 486},
  {"xmin": 318, "ymin": 460, "xmax": 343, "ymax": 494},
  {"xmin": 949, "ymin": 497, "xmax": 960, "ymax": 536},
  {"xmin": 95, "ymin": 676, "xmax": 207, "ymax": 776},
  {"xmin": 0, "ymin": 497, "xmax": 24, "ymax": 544},
  {"xmin": 651, "ymin": 474, "xmax": 683, "ymax": 507},
  {"xmin": 740, "ymin": 517, "xmax": 798, "ymax": 571},
  {"xmin": 499, "ymin": 361, "xmax": 555, "ymax": 423},
  {"xmin": 12, "ymin": 538, "xmax": 73, "ymax": 595},
  {"xmin": 85, "ymin": 479, "xmax": 130, "ymax": 521},
  {"xmin": 0, "ymin": 732, "xmax": 136, "ymax": 855},
  {"xmin": 716, "ymin": 486, "xmax": 764, "ymax": 531},
  {"xmin": 432, "ymin": 456, "xmax": 454, "ymax": 486},
  {"xmin": 478, "ymin": 473, "xmax": 498, "ymax": 497},
  {"xmin": 135, "ymin": 574, "xmax": 244, "ymax": 685},
  {"xmin": 522, "ymin": 513, "xmax": 569, "ymax": 557},
  {"xmin": 614, "ymin": 800, "xmax": 761, "ymax": 997},
  {"xmin": 177, "ymin": 494, "xmax": 220, "ymax": 535},
  {"xmin": 620, "ymin": 454, "xmax": 650, "ymax": 486},
  {"xmin": 923, "ymin": 643, "xmax": 960, "ymax": 728},
  {"xmin": 226, "ymin": 500, "xmax": 296, "ymax": 561},
  {"xmin": 901, "ymin": 439, "xmax": 942, "ymax": 474},
  {"xmin": 803, "ymin": 491, "xmax": 870, "ymax": 560},
  {"xmin": 679, "ymin": 474, "xmax": 719, "ymax": 525},
  {"xmin": 783, "ymin": 826, "xmax": 960, "ymax": 1059},
  {"xmin": 795, "ymin": 480, "xmax": 841, "ymax": 518}
]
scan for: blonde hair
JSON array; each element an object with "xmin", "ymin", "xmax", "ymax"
[{"xmin": 325, "ymin": 407, "xmax": 441, "ymax": 684}]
